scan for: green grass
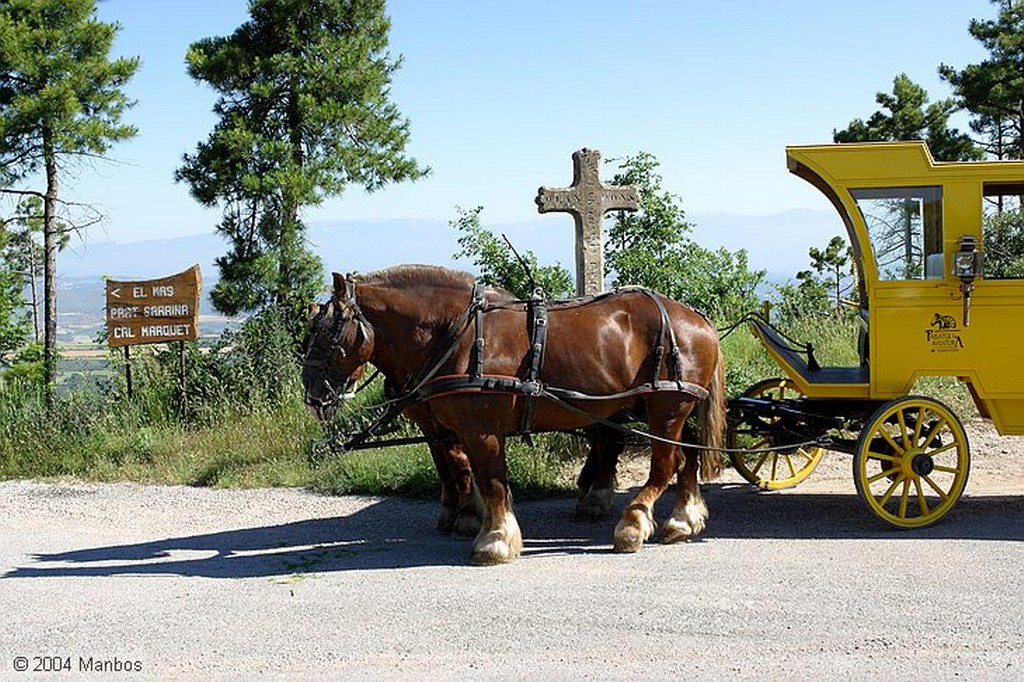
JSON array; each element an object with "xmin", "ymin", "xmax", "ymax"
[{"xmin": 0, "ymin": 314, "xmax": 980, "ymax": 497}]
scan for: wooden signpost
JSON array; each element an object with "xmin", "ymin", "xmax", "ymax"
[
  {"xmin": 106, "ymin": 264, "xmax": 201, "ymax": 347},
  {"xmin": 105, "ymin": 264, "xmax": 201, "ymax": 407}
]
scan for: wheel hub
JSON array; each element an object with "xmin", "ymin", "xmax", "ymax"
[
  {"xmin": 911, "ymin": 453, "xmax": 934, "ymax": 477},
  {"xmin": 898, "ymin": 448, "xmax": 932, "ymax": 478}
]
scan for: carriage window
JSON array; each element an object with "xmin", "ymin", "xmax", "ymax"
[
  {"xmin": 982, "ymin": 182, "xmax": 1024, "ymax": 279},
  {"xmin": 851, "ymin": 187, "xmax": 942, "ymax": 280}
]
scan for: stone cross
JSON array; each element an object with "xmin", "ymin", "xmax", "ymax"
[{"xmin": 535, "ymin": 148, "xmax": 640, "ymax": 296}]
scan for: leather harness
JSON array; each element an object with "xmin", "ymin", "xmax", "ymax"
[
  {"xmin": 309, "ymin": 278, "xmax": 714, "ymax": 457},
  {"xmin": 413, "ymin": 286, "xmax": 710, "ymax": 437}
]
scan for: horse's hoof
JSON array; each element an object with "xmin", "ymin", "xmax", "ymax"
[
  {"xmin": 435, "ymin": 507, "xmax": 457, "ymax": 533},
  {"xmin": 470, "ymin": 541, "xmax": 514, "ymax": 565},
  {"xmin": 470, "ymin": 531, "xmax": 521, "ymax": 565},
  {"xmin": 660, "ymin": 517, "xmax": 701, "ymax": 544},
  {"xmin": 661, "ymin": 500, "xmax": 707, "ymax": 543},
  {"xmin": 613, "ymin": 505, "xmax": 655, "ymax": 552},
  {"xmin": 452, "ymin": 512, "xmax": 483, "ymax": 538},
  {"xmin": 612, "ymin": 527, "xmax": 644, "ymax": 553},
  {"xmin": 575, "ymin": 487, "xmax": 615, "ymax": 521}
]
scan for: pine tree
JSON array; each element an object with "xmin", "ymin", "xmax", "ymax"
[
  {"xmin": 176, "ymin": 0, "xmax": 428, "ymax": 336},
  {"xmin": 833, "ymin": 73, "xmax": 981, "ymax": 161},
  {"xmin": 939, "ymin": 1, "xmax": 1024, "ymax": 159},
  {"xmin": 0, "ymin": 0, "xmax": 138, "ymax": 401}
]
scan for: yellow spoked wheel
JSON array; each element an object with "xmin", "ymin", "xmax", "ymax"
[
  {"xmin": 728, "ymin": 378, "xmax": 824, "ymax": 490},
  {"xmin": 854, "ymin": 396, "xmax": 970, "ymax": 529}
]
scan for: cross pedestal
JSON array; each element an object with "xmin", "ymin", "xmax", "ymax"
[{"xmin": 535, "ymin": 148, "xmax": 640, "ymax": 296}]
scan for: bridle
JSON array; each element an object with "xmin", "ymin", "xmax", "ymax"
[{"xmin": 302, "ymin": 276, "xmax": 371, "ymax": 416}]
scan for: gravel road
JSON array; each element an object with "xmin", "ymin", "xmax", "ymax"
[{"xmin": 2, "ymin": 419, "xmax": 1023, "ymax": 680}]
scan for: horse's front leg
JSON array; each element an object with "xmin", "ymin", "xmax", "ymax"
[
  {"xmin": 428, "ymin": 440, "xmax": 484, "ymax": 538},
  {"xmin": 460, "ymin": 431, "xmax": 522, "ymax": 566},
  {"xmin": 403, "ymin": 402, "xmax": 483, "ymax": 537}
]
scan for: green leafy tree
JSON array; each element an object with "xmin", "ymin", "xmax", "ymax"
[
  {"xmin": 176, "ymin": 0, "xmax": 429, "ymax": 337},
  {"xmin": 604, "ymin": 152, "xmax": 765, "ymax": 322},
  {"xmin": 939, "ymin": 1, "xmax": 1024, "ymax": 160},
  {"xmin": 774, "ymin": 275, "xmax": 830, "ymax": 322},
  {"xmin": 984, "ymin": 208, "xmax": 1024, "ymax": 276},
  {"xmin": 833, "ymin": 73, "xmax": 982, "ymax": 161},
  {"xmin": 1, "ymin": 340, "xmax": 42, "ymax": 386},
  {"xmin": 452, "ymin": 206, "xmax": 573, "ymax": 299},
  {"xmin": 775, "ymin": 235, "xmax": 857, "ymax": 319},
  {"xmin": 0, "ymin": 0, "xmax": 138, "ymax": 400},
  {"xmin": 3, "ymin": 196, "xmax": 63, "ymax": 342},
  {"xmin": 808, "ymin": 235, "xmax": 855, "ymax": 309},
  {"xmin": 0, "ymin": 220, "xmax": 29, "ymax": 363}
]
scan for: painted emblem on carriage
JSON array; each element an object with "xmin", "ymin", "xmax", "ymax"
[{"xmin": 925, "ymin": 312, "xmax": 964, "ymax": 352}]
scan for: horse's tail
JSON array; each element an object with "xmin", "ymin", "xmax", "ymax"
[{"xmin": 697, "ymin": 344, "xmax": 726, "ymax": 481}]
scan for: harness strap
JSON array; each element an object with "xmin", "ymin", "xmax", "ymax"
[
  {"xmin": 416, "ymin": 373, "xmax": 708, "ymax": 403},
  {"xmin": 518, "ymin": 294, "xmax": 548, "ymax": 439},
  {"xmin": 638, "ymin": 289, "xmax": 686, "ymax": 387},
  {"xmin": 470, "ymin": 296, "xmax": 485, "ymax": 380},
  {"xmin": 401, "ymin": 282, "xmax": 484, "ymax": 399}
]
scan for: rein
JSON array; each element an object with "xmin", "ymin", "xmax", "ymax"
[
  {"xmin": 308, "ymin": 280, "xmax": 839, "ymax": 459},
  {"xmin": 310, "ymin": 280, "xmax": 726, "ymax": 457}
]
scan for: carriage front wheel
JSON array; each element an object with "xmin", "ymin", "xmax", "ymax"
[
  {"xmin": 853, "ymin": 396, "xmax": 970, "ymax": 529},
  {"xmin": 728, "ymin": 378, "xmax": 824, "ymax": 490}
]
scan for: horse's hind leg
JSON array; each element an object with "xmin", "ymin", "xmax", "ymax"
[
  {"xmin": 575, "ymin": 424, "xmax": 624, "ymax": 520},
  {"xmin": 661, "ymin": 434, "xmax": 708, "ymax": 544},
  {"xmin": 613, "ymin": 396, "xmax": 694, "ymax": 553}
]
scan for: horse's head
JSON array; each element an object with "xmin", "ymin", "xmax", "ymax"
[{"xmin": 300, "ymin": 273, "xmax": 375, "ymax": 421}]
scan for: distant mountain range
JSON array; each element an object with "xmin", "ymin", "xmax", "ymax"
[
  {"xmin": 51, "ymin": 209, "xmax": 846, "ymax": 341},
  {"xmin": 60, "ymin": 209, "xmax": 844, "ymax": 284}
]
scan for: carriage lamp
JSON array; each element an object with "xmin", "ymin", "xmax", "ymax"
[
  {"xmin": 954, "ymin": 235, "xmax": 982, "ymax": 326},
  {"xmin": 954, "ymin": 235, "xmax": 981, "ymax": 279}
]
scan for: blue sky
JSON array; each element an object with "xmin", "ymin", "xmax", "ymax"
[{"xmin": 66, "ymin": 0, "xmax": 996, "ymax": 247}]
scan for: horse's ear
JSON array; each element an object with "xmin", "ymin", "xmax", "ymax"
[
  {"xmin": 307, "ymin": 303, "xmax": 320, "ymax": 321},
  {"xmin": 332, "ymin": 272, "xmax": 346, "ymax": 296}
]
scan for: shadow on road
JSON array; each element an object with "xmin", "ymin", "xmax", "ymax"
[
  {"xmin": 701, "ymin": 483, "xmax": 1024, "ymax": 542},
  {"xmin": 4, "ymin": 485, "xmax": 1021, "ymax": 580}
]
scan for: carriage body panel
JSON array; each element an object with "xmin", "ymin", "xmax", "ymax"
[{"xmin": 781, "ymin": 142, "xmax": 1024, "ymax": 435}]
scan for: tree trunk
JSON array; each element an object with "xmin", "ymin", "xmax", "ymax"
[
  {"xmin": 29, "ymin": 259, "xmax": 39, "ymax": 343},
  {"xmin": 42, "ymin": 128, "xmax": 59, "ymax": 407}
]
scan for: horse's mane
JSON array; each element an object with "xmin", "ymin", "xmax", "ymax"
[{"xmin": 352, "ymin": 264, "xmax": 477, "ymax": 291}]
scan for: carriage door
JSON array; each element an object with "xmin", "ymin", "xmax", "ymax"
[{"xmin": 850, "ymin": 186, "xmax": 948, "ymax": 397}]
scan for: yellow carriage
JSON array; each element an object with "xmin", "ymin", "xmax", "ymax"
[{"xmin": 728, "ymin": 141, "xmax": 1024, "ymax": 528}]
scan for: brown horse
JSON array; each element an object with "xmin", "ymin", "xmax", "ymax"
[
  {"xmin": 302, "ymin": 265, "xmax": 726, "ymax": 565},
  {"xmin": 305, "ymin": 273, "xmax": 627, "ymax": 536}
]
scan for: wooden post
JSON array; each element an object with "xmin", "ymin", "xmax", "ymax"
[
  {"xmin": 124, "ymin": 345, "xmax": 133, "ymax": 401},
  {"xmin": 178, "ymin": 340, "xmax": 187, "ymax": 419}
]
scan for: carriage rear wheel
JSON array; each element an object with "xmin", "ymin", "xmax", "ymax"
[
  {"xmin": 728, "ymin": 378, "xmax": 824, "ymax": 490},
  {"xmin": 853, "ymin": 396, "xmax": 970, "ymax": 529}
]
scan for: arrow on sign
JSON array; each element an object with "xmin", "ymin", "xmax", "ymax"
[{"xmin": 109, "ymin": 287, "xmax": 121, "ymax": 299}]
